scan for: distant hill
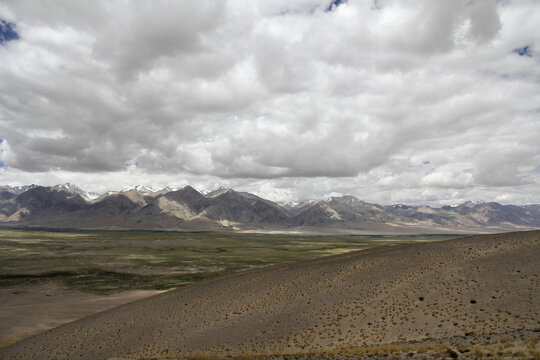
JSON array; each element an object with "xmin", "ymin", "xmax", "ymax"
[{"xmin": 0, "ymin": 184, "xmax": 539, "ymax": 233}]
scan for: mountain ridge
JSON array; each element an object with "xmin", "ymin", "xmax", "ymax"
[{"xmin": 0, "ymin": 184, "xmax": 538, "ymax": 233}]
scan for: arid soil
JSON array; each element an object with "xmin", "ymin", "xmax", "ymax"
[
  {"xmin": 0, "ymin": 285, "xmax": 163, "ymax": 348},
  {"xmin": 0, "ymin": 230, "xmax": 538, "ymax": 359}
]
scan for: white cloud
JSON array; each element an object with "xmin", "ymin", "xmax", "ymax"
[{"xmin": 0, "ymin": 0, "xmax": 539, "ymax": 205}]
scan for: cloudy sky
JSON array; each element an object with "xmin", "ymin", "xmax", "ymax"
[{"xmin": 0, "ymin": 0, "xmax": 539, "ymax": 205}]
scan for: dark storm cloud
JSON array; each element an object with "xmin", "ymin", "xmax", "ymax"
[{"xmin": 0, "ymin": 0, "xmax": 539, "ymax": 204}]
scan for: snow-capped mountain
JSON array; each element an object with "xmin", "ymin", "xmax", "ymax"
[
  {"xmin": 53, "ymin": 183, "xmax": 100, "ymax": 200},
  {"xmin": 121, "ymin": 185, "xmax": 159, "ymax": 195},
  {"xmin": 0, "ymin": 184, "xmax": 539, "ymax": 232},
  {"xmin": 0, "ymin": 184, "xmax": 38, "ymax": 194}
]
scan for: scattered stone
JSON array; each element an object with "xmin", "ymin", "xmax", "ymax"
[{"xmin": 446, "ymin": 347, "xmax": 460, "ymax": 358}]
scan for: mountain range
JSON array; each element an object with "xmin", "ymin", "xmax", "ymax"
[{"xmin": 1, "ymin": 184, "xmax": 539, "ymax": 233}]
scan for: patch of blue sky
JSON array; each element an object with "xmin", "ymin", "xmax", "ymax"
[
  {"xmin": 0, "ymin": 161, "xmax": 6, "ymax": 168},
  {"xmin": 326, "ymin": 0, "xmax": 347, "ymax": 12},
  {"xmin": 125, "ymin": 161, "xmax": 139, "ymax": 167},
  {"xmin": 423, "ymin": 161, "xmax": 430, "ymax": 165},
  {"xmin": 0, "ymin": 20, "xmax": 19, "ymax": 45},
  {"xmin": 512, "ymin": 45, "xmax": 532, "ymax": 57}
]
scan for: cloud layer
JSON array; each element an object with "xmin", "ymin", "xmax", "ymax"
[{"xmin": 0, "ymin": 0, "xmax": 539, "ymax": 204}]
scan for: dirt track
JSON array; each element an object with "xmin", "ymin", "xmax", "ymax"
[{"xmin": 0, "ymin": 231, "xmax": 538, "ymax": 359}]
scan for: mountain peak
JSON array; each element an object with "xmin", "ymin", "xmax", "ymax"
[
  {"xmin": 164, "ymin": 185, "xmax": 205, "ymax": 198},
  {"xmin": 53, "ymin": 183, "xmax": 100, "ymax": 200},
  {"xmin": 206, "ymin": 186, "xmax": 233, "ymax": 198},
  {"xmin": 121, "ymin": 185, "xmax": 157, "ymax": 195},
  {"xmin": 327, "ymin": 195, "xmax": 365, "ymax": 207},
  {"xmin": 462, "ymin": 200, "xmax": 486, "ymax": 208},
  {"xmin": 0, "ymin": 184, "xmax": 38, "ymax": 194},
  {"xmin": 180, "ymin": 185, "xmax": 198, "ymax": 192},
  {"xmin": 54, "ymin": 183, "xmax": 84, "ymax": 193}
]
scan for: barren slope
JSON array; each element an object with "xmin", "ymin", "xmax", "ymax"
[
  {"xmin": 0, "ymin": 285, "xmax": 164, "ymax": 348},
  {"xmin": 0, "ymin": 231, "xmax": 538, "ymax": 359}
]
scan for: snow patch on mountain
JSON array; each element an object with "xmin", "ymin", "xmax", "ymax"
[
  {"xmin": 53, "ymin": 183, "xmax": 101, "ymax": 200},
  {"xmin": 121, "ymin": 185, "xmax": 158, "ymax": 195}
]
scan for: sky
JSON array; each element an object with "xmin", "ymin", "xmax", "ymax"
[{"xmin": 0, "ymin": 0, "xmax": 539, "ymax": 206}]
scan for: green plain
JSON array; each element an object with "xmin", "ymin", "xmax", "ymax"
[{"xmin": 0, "ymin": 228, "xmax": 459, "ymax": 294}]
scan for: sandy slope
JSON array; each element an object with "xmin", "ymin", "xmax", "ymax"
[
  {"xmin": 0, "ymin": 231, "xmax": 538, "ymax": 359},
  {"xmin": 0, "ymin": 285, "xmax": 164, "ymax": 348}
]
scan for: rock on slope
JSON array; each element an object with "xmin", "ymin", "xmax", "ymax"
[{"xmin": 0, "ymin": 230, "xmax": 538, "ymax": 359}]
